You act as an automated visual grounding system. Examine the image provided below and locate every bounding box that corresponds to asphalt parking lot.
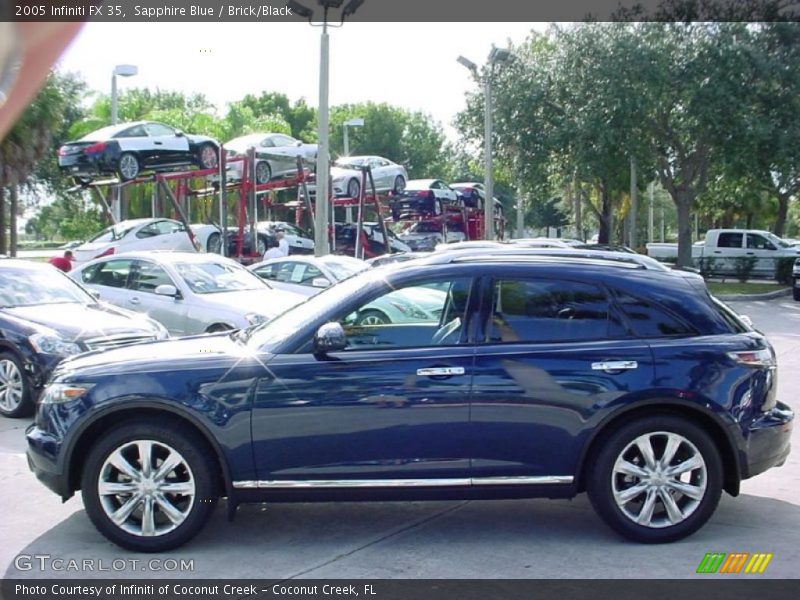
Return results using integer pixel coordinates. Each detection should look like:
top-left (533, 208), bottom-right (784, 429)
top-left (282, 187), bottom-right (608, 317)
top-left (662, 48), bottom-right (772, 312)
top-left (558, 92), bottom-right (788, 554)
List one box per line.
top-left (1, 296), bottom-right (798, 580)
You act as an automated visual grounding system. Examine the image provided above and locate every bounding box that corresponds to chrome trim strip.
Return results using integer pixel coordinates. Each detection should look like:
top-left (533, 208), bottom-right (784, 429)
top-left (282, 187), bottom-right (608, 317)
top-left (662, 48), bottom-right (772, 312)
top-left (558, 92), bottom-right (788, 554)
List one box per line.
top-left (232, 476), bottom-right (573, 490)
top-left (471, 475), bottom-right (574, 486)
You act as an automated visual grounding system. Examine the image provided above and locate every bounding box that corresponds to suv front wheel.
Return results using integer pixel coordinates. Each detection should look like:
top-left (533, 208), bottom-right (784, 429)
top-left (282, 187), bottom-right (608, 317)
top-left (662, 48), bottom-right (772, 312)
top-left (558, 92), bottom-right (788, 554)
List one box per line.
top-left (587, 415), bottom-right (723, 543)
top-left (81, 419), bottom-right (218, 552)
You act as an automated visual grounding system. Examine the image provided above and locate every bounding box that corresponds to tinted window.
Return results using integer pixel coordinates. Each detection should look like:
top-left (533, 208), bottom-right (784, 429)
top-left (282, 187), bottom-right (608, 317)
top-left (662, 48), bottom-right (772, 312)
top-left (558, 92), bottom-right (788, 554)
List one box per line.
top-left (615, 292), bottom-right (695, 337)
top-left (81, 259), bottom-right (133, 289)
top-left (131, 261), bottom-right (174, 293)
top-left (717, 232), bottom-right (743, 248)
top-left (488, 279), bottom-right (610, 343)
top-left (136, 220), bottom-right (181, 238)
top-left (338, 278), bottom-right (472, 350)
top-left (252, 264), bottom-right (278, 280)
top-left (116, 125), bottom-right (147, 138)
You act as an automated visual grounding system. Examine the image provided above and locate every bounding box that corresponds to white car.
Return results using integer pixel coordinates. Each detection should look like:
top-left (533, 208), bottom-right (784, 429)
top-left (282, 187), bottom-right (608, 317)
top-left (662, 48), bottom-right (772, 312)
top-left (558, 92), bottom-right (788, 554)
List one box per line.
top-left (225, 133), bottom-right (317, 184)
top-left (328, 156), bottom-right (407, 198)
top-left (399, 220), bottom-right (467, 251)
top-left (70, 251), bottom-right (306, 336)
top-left (71, 218), bottom-right (201, 263)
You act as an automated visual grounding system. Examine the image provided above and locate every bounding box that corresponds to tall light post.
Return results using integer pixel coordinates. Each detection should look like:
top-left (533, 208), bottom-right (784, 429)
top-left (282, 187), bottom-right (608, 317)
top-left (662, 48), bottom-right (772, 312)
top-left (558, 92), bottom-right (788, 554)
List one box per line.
top-left (343, 117), bottom-right (364, 155)
top-left (290, 0), bottom-right (364, 256)
top-left (111, 64), bottom-right (137, 125)
top-left (458, 46), bottom-right (510, 240)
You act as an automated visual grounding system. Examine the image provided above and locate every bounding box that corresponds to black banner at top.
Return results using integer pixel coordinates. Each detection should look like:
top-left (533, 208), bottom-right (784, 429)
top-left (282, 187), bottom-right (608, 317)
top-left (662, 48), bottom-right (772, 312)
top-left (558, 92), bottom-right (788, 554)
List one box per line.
top-left (4, 0), bottom-right (800, 22)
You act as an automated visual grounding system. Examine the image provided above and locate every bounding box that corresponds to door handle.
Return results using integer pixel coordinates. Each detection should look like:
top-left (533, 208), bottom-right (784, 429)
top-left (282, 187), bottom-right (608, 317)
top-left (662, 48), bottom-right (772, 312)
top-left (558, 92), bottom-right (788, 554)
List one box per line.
top-left (417, 366), bottom-right (466, 377)
top-left (591, 360), bottom-right (638, 372)
top-left (154, 141), bottom-right (163, 145)
top-left (746, 252), bottom-right (754, 255)
top-left (129, 297), bottom-right (141, 305)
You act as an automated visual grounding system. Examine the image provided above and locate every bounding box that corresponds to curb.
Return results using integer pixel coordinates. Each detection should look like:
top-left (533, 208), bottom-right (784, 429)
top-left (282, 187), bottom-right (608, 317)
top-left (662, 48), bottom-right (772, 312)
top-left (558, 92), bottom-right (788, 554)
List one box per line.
top-left (715, 288), bottom-right (793, 302)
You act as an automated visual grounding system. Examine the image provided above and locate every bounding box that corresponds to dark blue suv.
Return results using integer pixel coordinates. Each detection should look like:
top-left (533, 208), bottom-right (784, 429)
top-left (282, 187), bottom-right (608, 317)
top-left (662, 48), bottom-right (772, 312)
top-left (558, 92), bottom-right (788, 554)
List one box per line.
top-left (26, 254), bottom-right (793, 551)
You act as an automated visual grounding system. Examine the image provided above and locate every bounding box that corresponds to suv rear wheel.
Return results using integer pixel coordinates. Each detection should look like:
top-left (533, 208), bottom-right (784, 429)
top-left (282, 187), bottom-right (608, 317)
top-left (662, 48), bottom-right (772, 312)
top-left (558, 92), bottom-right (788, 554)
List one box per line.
top-left (587, 415), bottom-right (722, 543)
top-left (81, 420), bottom-right (218, 552)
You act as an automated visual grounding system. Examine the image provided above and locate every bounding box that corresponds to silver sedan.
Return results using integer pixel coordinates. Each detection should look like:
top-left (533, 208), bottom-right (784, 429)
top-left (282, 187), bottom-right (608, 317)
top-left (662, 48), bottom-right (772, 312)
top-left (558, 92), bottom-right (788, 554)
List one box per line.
top-left (70, 251), bottom-right (306, 336)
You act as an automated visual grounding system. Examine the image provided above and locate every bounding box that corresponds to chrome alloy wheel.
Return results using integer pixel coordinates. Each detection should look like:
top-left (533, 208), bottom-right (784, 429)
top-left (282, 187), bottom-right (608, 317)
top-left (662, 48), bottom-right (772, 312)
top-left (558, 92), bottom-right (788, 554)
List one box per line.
top-left (611, 431), bottom-right (707, 529)
top-left (0, 358), bottom-right (23, 412)
top-left (118, 154), bottom-right (139, 180)
top-left (98, 440), bottom-right (196, 537)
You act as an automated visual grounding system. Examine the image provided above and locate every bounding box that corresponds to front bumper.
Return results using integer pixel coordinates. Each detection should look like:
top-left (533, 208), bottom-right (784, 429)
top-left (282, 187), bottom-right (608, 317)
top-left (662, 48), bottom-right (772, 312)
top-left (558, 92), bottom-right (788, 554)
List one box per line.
top-left (741, 401), bottom-right (794, 479)
top-left (26, 423), bottom-right (70, 498)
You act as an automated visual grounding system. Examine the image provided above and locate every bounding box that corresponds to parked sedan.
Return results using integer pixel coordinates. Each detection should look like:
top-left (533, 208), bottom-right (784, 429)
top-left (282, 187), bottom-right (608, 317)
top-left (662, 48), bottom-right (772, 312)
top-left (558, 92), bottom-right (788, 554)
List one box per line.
top-left (450, 182), bottom-right (485, 209)
top-left (0, 259), bottom-right (167, 417)
top-left (71, 219), bottom-right (198, 263)
top-left (58, 121), bottom-right (219, 183)
top-left (399, 219), bottom-right (467, 251)
top-left (225, 133), bottom-right (317, 184)
top-left (389, 179), bottom-right (461, 220)
top-left (27, 253), bottom-right (792, 551)
top-left (71, 252), bottom-right (306, 336)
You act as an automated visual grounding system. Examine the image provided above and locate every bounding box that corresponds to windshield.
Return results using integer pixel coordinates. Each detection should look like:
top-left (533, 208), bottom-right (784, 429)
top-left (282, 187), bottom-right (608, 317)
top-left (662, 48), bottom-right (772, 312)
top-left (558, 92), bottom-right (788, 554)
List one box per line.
top-left (175, 261), bottom-right (266, 294)
top-left (409, 222), bottom-right (441, 234)
top-left (246, 269), bottom-right (384, 351)
top-left (0, 267), bottom-right (91, 308)
top-left (336, 157), bottom-right (368, 168)
top-left (319, 255), bottom-right (369, 281)
top-left (766, 232), bottom-right (791, 248)
top-left (89, 223), bottom-right (136, 243)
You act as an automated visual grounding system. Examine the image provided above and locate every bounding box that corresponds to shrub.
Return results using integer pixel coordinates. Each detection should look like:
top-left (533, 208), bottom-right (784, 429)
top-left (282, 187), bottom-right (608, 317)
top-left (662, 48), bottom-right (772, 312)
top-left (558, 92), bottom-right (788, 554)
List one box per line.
top-left (698, 256), bottom-right (718, 279)
top-left (734, 256), bottom-right (758, 283)
top-left (775, 257), bottom-right (795, 285)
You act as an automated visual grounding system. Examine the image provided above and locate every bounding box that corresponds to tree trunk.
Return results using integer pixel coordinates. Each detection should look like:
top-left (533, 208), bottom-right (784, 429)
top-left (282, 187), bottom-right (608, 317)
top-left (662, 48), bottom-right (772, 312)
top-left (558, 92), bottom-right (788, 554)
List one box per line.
top-left (675, 191), bottom-right (694, 268)
top-left (0, 185), bottom-right (5, 255)
top-left (598, 185), bottom-right (612, 244)
top-left (10, 183), bottom-right (18, 257)
top-left (574, 181), bottom-right (583, 241)
top-left (774, 193), bottom-right (790, 238)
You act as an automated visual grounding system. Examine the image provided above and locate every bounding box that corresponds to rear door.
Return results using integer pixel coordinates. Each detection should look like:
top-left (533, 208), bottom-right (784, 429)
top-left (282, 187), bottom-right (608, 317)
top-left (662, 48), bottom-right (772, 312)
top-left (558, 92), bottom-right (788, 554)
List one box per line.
top-left (469, 274), bottom-right (655, 482)
top-left (710, 231), bottom-right (745, 274)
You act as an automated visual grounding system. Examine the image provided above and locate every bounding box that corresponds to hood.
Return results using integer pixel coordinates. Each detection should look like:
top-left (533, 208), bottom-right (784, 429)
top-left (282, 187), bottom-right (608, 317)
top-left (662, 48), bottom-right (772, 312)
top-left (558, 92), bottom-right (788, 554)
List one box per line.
top-left (1, 302), bottom-right (162, 342)
top-left (53, 332), bottom-right (256, 381)
top-left (198, 288), bottom-right (305, 320)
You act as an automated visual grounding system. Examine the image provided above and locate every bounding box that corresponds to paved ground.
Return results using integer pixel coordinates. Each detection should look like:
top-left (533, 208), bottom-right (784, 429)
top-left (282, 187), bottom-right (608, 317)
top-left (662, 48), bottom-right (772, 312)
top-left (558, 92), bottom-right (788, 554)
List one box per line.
top-left (1, 297), bottom-right (798, 580)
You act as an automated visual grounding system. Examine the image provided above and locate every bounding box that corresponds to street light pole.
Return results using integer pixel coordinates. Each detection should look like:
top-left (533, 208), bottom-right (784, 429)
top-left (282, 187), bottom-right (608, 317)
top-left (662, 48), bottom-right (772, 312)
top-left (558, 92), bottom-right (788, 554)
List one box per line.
top-left (458, 46), bottom-right (510, 241)
top-left (290, 0), bottom-right (363, 257)
top-left (315, 15), bottom-right (330, 256)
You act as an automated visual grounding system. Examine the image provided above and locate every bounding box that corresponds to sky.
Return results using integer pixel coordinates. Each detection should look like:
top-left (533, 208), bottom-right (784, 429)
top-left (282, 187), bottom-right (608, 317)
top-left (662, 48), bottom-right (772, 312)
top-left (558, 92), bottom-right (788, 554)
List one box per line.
top-left (55, 22), bottom-right (544, 140)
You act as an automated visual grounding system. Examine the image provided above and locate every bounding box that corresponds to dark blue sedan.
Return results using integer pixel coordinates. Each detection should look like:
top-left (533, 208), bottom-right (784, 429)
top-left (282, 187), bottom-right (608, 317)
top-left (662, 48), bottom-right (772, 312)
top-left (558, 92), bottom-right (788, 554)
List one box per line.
top-left (26, 254), bottom-right (793, 551)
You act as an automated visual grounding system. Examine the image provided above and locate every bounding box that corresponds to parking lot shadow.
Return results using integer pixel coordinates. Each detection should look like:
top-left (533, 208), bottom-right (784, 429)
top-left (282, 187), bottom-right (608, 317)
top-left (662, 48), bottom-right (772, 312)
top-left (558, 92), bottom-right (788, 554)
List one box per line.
top-left (5, 493), bottom-right (800, 579)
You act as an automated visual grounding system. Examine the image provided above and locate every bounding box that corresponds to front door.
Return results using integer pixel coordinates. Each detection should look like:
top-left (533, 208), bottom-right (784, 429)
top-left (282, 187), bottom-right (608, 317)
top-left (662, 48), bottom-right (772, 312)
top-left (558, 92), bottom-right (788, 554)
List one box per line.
top-left (251, 276), bottom-right (477, 483)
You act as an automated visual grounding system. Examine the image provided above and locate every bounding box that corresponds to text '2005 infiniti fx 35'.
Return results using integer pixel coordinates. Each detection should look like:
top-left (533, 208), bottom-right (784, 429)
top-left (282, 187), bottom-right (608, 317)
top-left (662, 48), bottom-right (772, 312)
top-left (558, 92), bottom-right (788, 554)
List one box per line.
top-left (26, 253), bottom-right (793, 551)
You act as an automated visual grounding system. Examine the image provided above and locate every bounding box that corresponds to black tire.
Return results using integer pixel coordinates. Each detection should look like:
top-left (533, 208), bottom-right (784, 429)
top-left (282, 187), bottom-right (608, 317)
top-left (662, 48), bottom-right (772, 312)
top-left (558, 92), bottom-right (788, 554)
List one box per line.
top-left (206, 323), bottom-right (233, 333)
top-left (117, 153), bottom-right (140, 181)
top-left (73, 176), bottom-right (93, 186)
top-left (197, 143), bottom-right (219, 170)
top-left (392, 175), bottom-right (406, 194)
top-left (80, 419), bottom-right (218, 552)
top-left (793, 282), bottom-right (800, 301)
top-left (255, 161), bottom-right (272, 185)
top-left (347, 178), bottom-right (361, 199)
top-left (206, 232), bottom-right (221, 254)
top-left (355, 309), bottom-right (390, 326)
top-left (587, 414), bottom-right (723, 543)
top-left (0, 352), bottom-right (33, 418)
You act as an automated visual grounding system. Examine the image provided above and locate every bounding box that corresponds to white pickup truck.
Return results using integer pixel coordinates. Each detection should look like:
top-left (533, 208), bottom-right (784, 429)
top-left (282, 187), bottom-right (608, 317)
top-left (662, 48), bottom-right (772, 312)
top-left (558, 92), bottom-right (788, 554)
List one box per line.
top-left (646, 229), bottom-right (800, 276)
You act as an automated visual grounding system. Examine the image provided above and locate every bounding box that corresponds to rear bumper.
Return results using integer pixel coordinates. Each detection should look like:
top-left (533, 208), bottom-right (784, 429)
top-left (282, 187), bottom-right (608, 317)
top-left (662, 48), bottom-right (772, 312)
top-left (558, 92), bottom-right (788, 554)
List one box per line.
top-left (58, 154), bottom-right (115, 178)
top-left (742, 402), bottom-right (794, 479)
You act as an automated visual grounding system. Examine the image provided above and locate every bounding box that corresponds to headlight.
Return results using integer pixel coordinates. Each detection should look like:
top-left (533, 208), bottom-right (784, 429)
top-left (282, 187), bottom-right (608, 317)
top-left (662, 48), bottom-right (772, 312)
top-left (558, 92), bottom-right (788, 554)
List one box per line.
top-left (29, 333), bottom-right (83, 356)
top-left (245, 313), bottom-right (268, 326)
top-left (39, 383), bottom-right (95, 405)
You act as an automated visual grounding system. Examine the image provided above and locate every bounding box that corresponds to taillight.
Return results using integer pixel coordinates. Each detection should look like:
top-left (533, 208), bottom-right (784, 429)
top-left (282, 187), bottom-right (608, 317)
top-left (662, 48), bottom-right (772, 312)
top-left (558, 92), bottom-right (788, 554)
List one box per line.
top-left (83, 142), bottom-right (106, 154)
top-left (416, 190), bottom-right (433, 198)
top-left (727, 348), bottom-right (775, 367)
top-left (57, 146), bottom-right (69, 157)
top-left (95, 247), bottom-right (115, 258)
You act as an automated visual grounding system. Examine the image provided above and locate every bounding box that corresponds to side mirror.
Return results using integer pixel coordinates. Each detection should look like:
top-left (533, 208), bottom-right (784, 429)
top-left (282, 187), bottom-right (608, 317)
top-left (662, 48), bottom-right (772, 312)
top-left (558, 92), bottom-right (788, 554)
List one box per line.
top-left (88, 289), bottom-right (101, 300)
top-left (175, 130), bottom-right (185, 137)
top-left (313, 322), bottom-right (346, 354)
top-left (155, 284), bottom-right (180, 298)
top-left (311, 277), bottom-right (331, 289)
top-left (295, 140), bottom-right (302, 146)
